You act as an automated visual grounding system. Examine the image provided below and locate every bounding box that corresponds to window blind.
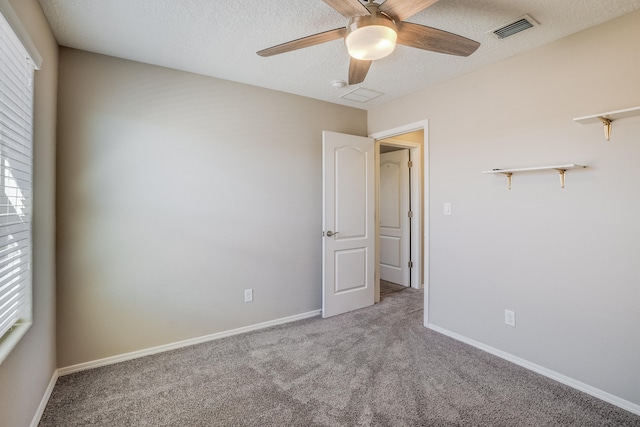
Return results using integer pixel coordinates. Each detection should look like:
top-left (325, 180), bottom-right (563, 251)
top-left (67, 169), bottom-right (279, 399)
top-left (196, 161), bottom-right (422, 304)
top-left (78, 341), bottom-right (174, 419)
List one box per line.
top-left (0, 10), bottom-right (35, 343)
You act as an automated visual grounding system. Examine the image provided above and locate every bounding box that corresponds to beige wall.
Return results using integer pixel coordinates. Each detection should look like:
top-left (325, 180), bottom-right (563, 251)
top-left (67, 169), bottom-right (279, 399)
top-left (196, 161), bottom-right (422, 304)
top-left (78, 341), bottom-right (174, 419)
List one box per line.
top-left (0, 1), bottom-right (58, 426)
top-left (55, 48), bottom-right (367, 367)
top-left (5, 4), bottom-right (637, 422)
top-left (370, 10), bottom-right (640, 407)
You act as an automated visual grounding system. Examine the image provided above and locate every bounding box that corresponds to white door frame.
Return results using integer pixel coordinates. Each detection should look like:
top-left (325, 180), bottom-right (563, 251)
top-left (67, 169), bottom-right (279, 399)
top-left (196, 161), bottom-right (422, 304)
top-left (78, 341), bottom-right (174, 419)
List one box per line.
top-left (370, 120), bottom-right (430, 326)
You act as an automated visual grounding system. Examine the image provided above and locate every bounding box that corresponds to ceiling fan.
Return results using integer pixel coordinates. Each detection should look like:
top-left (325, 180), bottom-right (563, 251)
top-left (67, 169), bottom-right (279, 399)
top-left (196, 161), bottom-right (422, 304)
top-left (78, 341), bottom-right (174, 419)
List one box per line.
top-left (257, 0), bottom-right (480, 85)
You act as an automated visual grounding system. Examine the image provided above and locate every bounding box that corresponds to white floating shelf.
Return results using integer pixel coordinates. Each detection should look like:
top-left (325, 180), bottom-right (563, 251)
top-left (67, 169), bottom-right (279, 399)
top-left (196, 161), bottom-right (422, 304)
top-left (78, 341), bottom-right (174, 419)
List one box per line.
top-left (573, 106), bottom-right (640, 124)
top-left (482, 164), bottom-right (585, 174)
top-left (482, 164), bottom-right (586, 189)
top-left (574, 106), bottom-right (640, 140)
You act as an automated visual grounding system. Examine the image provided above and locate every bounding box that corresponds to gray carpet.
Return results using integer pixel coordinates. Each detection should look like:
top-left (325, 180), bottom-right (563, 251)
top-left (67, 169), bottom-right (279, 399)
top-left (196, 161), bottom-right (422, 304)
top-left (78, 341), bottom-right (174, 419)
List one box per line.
top-left (380, 280), bottom-right (409, 296)
top-left (40, 289), bottom-right (640, 426)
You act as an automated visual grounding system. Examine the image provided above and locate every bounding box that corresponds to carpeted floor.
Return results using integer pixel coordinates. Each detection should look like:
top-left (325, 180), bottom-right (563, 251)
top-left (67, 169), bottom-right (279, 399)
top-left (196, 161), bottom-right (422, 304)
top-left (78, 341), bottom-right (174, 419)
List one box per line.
top-left (380, 280), bottom-right (409, 296)
top-left (40, 289), bottom-right (640, 426)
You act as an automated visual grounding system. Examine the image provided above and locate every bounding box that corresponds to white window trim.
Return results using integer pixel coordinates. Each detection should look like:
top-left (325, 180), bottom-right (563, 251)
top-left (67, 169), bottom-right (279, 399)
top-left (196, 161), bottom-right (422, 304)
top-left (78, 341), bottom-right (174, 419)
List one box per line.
top-left (0, 323), bottom-right (30, 363)
top-left (0, 0), bottom-right (38, 364)
top-left (0, 0), bottom-right (42, 69)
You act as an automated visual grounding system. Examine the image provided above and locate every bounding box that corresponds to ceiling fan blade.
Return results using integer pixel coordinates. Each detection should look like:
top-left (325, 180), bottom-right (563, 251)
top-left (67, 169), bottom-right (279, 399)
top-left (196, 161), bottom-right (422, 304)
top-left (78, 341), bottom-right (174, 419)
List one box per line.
top-left (379, 0), bottom-right (440, 22)
top-left (397, 22), bottom-right (480, 56)
top-left (257, 28), bottom-right (346, 57)
top-left (348, 58), bottom-right (372, 85)
top-left (322, 0), bottom-right (370, 18)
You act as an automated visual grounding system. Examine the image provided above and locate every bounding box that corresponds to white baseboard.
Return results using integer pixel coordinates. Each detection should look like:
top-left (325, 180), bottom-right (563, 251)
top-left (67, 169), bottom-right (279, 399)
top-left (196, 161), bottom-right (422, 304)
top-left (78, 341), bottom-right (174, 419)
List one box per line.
top-left (30, 369), bottom-right (59, 427)
top-left (427, 323), bottom-right (640, 417)
top-left (58, 309), bottom-right (321, 376)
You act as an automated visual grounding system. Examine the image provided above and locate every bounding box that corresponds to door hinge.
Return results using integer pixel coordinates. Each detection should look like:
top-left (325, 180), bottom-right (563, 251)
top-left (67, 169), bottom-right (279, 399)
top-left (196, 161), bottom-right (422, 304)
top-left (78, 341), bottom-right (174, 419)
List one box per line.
top-left (408, 211), bottom-right (413, 218)
top-left (408, 160), bottom-right (413, 168)
top-left (408, 261), bottom-right (414, 268)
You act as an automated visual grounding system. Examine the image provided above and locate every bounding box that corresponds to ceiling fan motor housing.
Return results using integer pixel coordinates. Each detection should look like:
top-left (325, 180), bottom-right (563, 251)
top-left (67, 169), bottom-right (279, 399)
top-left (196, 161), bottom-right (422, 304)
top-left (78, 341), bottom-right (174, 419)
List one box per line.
top-left (345, 13), bottom-right (398, 61)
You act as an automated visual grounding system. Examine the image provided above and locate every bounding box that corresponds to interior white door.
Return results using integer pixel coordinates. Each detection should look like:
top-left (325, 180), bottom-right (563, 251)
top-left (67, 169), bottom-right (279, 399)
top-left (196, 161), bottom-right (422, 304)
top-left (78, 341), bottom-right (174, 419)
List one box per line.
top-left (379, 149), bottom-right (410, 286)
top-left (322, 131), bottom-right (374, 318)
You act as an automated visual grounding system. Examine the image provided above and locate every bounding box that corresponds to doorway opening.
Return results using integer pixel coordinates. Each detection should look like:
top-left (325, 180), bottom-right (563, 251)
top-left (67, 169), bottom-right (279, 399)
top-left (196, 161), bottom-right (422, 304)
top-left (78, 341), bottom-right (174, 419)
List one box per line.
top-left (370, 121), bottom-right (429, 325)
top-left (320, 122), bottom-right (429, 322)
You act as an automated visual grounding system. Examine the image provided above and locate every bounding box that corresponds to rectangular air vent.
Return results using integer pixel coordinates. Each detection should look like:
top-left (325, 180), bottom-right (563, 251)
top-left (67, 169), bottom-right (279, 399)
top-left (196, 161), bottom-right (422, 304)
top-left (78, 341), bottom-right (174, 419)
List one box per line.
top-left (340, 87), bottom-right (384, 103)
top-left (490, 14), bottom-right (539, 39)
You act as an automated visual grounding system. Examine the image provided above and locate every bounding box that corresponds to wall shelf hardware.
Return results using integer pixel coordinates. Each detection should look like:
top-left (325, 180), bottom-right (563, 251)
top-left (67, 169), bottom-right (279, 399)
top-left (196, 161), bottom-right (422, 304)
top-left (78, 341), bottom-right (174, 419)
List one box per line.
top-left (573, 106), bottom-right (640, 141)
top-left (482, 164), bottom-right (586, 190)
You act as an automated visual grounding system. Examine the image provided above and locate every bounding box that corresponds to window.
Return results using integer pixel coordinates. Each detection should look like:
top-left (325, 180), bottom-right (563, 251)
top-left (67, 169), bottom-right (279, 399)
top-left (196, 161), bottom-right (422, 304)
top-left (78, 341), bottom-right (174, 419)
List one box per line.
top-left (0, 4), bottom-right (38, 363)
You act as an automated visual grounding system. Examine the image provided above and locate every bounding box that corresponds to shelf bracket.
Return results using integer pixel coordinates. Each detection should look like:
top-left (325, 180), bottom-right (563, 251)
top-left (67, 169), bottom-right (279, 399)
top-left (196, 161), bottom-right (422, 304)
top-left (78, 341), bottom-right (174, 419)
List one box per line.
top-left (555, 169), bottom-right (567, 188)
top-left (599, 117), bottom-right (613, 141)
top-left (500, 172), bottom-right (513, 190)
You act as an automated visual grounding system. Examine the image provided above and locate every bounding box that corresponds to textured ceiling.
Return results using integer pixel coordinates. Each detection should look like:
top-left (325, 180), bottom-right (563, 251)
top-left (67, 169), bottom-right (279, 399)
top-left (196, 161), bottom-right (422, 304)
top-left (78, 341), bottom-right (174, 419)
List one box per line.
top-left (39, 0), bottom-right (640, 109)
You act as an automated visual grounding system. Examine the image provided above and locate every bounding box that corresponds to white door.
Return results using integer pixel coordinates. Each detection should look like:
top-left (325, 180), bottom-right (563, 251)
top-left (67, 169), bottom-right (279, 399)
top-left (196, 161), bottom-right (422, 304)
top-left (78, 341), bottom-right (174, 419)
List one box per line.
top-left (379, 149), bottom-right (410, 286)
top-left (322, 131), bottom-right (374, 318)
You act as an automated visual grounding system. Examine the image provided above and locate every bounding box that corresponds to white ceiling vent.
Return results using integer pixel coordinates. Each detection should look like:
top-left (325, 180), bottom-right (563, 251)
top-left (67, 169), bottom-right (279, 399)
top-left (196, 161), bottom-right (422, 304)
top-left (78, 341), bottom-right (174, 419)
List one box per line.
top-left (340, 87), bottom-right (384, 103)
top-left (489, 14), bottom-right (539, 39)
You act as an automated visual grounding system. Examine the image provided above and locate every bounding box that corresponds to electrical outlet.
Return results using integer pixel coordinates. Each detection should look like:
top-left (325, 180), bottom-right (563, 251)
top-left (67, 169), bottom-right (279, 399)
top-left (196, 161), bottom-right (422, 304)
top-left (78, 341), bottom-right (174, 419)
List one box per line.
top-left (505, 309), bottom-right (516, 327)
top-left (244, 289), bottom-right (253, 303)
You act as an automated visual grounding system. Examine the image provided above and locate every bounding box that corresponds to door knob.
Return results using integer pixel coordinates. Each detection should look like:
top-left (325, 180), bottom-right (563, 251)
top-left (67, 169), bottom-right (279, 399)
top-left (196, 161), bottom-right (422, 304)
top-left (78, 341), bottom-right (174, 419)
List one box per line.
top-left (326, 231), bottom-right (339, 237)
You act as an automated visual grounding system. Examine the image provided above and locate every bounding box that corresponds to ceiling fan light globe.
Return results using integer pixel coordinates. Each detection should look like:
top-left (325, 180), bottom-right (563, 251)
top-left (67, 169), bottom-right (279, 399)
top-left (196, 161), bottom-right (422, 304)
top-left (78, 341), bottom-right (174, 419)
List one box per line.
top-left (346, 21), bottom-right (397, 61)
